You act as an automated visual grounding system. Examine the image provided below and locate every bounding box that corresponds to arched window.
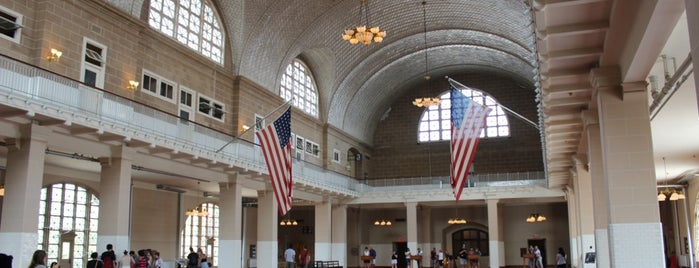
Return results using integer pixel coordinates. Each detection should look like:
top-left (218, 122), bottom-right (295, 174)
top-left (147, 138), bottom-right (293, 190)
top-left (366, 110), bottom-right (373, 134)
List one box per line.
top-left (148, 0), bottom-right (224, 64)
top-left (181, 202), bottom-right (220, 266)
top-left (451, 228), bottom-right (489, 257)
top-left (37, 183), bottom-right (100, 268)
top-left (418, 88), bottom-right (509, 142)
top-left (280, 60), bottom-right (319, 117)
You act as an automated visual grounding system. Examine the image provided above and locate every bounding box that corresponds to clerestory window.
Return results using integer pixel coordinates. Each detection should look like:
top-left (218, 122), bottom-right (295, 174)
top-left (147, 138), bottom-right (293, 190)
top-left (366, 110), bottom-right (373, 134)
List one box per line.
top-left (148, 0), bottom-right (224, 64)
top-left (418, 88), bottom-right (509, 142)
top-left (280, 60), bottom-right (319, 118)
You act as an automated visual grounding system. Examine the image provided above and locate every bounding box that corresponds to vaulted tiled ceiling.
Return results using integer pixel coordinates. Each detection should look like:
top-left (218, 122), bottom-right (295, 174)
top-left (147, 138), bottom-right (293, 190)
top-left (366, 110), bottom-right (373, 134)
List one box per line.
top-left (110, 0), bottom-right (686, 190)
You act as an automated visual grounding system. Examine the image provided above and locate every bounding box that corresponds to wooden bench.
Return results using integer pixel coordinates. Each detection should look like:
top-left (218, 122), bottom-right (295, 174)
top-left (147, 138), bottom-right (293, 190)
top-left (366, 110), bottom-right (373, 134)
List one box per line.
top-left (314, 260), bottom-right (342, 268)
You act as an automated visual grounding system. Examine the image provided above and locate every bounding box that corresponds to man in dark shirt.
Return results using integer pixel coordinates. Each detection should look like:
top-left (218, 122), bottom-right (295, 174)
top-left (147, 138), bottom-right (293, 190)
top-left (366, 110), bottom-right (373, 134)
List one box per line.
top-left (101, 244), bottom-right (117, 268)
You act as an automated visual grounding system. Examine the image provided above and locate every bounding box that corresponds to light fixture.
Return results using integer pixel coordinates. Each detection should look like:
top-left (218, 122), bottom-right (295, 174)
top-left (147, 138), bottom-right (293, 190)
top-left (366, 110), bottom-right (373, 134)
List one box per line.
top-left (280, 218), bottom-right (298, 226)
top-left (341, 0), bottom-right (386, 45)
top-left (412, 1), bottom-right (440, 108)
top-left (447, 217), bottom-right (467, 225)
top-left (126, 80), bottom-right (139, 91)
top-left (0, 185), bottom-right (4, 196)
top-left (242, 125), bottom-right (250, 131)
top-left (373, 219), bottom-right (392, 226)
top-left (47, 48), bottom-right (62, 62)
top-left (526, 213), bottom-right (546, 223)
top-left (185, 182), bottom-right (209, 217)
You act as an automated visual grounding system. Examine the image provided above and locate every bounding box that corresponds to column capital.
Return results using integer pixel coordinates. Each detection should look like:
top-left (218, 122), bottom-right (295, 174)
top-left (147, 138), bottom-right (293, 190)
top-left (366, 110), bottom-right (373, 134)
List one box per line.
top-left (581, 109), bottom-right (598, 126)
top-left (589, 66), bottom-right (621, 89)
top-left (621, 81), bottom-right (649, 94)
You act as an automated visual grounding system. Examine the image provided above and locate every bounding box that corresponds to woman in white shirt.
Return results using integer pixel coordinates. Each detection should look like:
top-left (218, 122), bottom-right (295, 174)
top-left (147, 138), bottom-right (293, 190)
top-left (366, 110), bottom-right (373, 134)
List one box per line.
top-left (119, 250), bottom-right (134, 268)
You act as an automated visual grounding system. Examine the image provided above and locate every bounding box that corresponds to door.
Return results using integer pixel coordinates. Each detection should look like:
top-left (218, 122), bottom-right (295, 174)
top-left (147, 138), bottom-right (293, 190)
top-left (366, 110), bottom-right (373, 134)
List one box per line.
top-left (528, 238), bottom-right (546, 268)
top-left (178, 88), bottom-right (195, 140)
top-left (59, 231), bottom-right (76, 268)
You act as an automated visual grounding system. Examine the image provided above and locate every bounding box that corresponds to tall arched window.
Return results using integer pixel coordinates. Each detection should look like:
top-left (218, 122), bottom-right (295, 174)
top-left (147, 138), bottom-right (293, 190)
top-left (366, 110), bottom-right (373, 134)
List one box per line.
top-left (181, 202), bottom-right (220, 266)
top-left (38, 183), bottom-right (100, 268)
top-left (280, 60), bottom-right (319, 117)
top-left (148, 0), bottom-right (224, 64)
top-left (418, 88), bottom-right (509, 142)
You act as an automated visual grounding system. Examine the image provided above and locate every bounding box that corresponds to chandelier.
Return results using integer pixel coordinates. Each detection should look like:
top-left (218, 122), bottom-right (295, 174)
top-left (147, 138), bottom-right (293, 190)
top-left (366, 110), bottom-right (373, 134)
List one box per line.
top-left (185, 182), bottom-right (209, 217)
top-left (657, 157), bottom-right (686, 201)
top-left (447, 217), bottom-right (467, 225)
top-left (341, 0), bottom-right (386, 45)
top-left (373, 219), bottom-right (392, 226)
top-left (412, 1), bottom-right (440, 108)
top-left (526, 213), bottom-right (546, 223)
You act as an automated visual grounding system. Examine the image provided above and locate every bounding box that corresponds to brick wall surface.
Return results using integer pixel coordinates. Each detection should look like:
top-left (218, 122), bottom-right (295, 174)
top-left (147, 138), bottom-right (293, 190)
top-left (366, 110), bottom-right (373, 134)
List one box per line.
top-left (370, 73), bottom-right (543, 178)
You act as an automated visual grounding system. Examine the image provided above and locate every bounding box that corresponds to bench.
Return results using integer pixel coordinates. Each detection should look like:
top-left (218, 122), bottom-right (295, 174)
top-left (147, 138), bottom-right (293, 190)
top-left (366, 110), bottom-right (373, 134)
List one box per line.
top-left (314, 260), bottom-right (342, 268)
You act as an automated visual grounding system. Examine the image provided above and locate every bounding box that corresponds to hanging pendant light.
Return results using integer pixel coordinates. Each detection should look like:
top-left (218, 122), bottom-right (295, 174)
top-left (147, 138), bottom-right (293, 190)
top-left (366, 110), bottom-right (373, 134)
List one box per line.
top-left (413, 1), bottom-right (440, 108)
top-left (341, 0), bottom-right (386, 46)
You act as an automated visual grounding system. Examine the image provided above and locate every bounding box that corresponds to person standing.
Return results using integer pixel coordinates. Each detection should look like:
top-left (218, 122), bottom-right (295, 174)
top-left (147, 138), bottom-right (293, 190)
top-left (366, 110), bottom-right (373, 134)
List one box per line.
top-left (369, 247), bottom-right (377, 268)
top-left (527, 246), bottom-right (535, 268)
top-left (391, 251), bottom-right (398, 268)
top-left (458, 247), bottom-right (468, 268)
top-left (87, 252), bottom-right (104, 268)
top-left (556, 247), bottom-right (566, 268)
top-left (430, 248), bottom-right (437, 268)
top-left (284, 244), bottom-right (296, 268)
top-left (197, 248), bottom-right (209, 268)
top-left (101, 244), bottom-right (117, 268)
top-left (404, 248), bottom-right (411, 268)
top-left (299, 245), bottom-right (311, 268)
top-left (186, 247), bottom-right (198, 268)
top-left (534, 246), bottom-right (543, 268)
top-left (437, 249), bottom-right (444, 268)
top-left (362, 247), bottom-right (372, 268)
top-left (28, 250), bottom-right (48, 268)
top-left (119, 250), bottom-right (133, 268)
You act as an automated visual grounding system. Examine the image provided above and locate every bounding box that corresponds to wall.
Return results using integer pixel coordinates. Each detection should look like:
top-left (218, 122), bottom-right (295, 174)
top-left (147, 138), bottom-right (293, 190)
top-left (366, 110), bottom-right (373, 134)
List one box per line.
top-left (371, 72), bottom-right (543, 178)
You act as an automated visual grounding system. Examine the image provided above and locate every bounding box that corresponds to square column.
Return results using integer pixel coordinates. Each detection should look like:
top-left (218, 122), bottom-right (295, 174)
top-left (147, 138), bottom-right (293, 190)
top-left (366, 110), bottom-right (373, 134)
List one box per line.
top-left (218, 178), bottom-right (243, 268)
top-left (583, 109), bottom-right (610, 267)
top-left (0, 125), bottom-right (50, 268)
top-left (405, 202), bottom-right (418, 268)
top-left (331, 204), bottom-right (347, 266)
top-left (572, 152), bottom-right (596, 266)
top-left (97, 145), bottom-right (134, 252)
top-left (315, 200), bottom-right (332, 261)
top-left (486, 199), bottom-right (504, 268)
top-left (420, 207), bottom-right (433, 267)
top-left (593, 67), bottom-right (663, 267)
top-left (256, 190), bottom-right (278, 268)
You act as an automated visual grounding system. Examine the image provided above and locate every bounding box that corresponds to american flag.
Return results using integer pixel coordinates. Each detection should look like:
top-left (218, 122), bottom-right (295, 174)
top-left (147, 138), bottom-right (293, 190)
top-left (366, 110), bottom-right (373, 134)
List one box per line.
top-left (255, 108), bottom-right (293, 215)
top-left (450, 86), bottom-right (491, 201)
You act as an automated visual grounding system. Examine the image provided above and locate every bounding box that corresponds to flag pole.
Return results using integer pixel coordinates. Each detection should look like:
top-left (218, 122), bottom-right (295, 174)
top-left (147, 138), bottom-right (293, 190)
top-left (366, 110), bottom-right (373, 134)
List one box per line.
top-left (447, 77), bottom-right (540, 131)
top-left (215, 99), bottom-right (294, 153)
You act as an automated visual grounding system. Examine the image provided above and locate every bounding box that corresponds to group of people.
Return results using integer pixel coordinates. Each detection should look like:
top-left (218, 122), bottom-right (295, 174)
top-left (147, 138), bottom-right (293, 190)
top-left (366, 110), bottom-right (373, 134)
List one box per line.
top-left (361, 246), bottom-right (377, 268)
top-left (283, 244), bottom-right (311, 268)
top-left (185, 247), bottom-right (210, 268)
top-left (527, 245), bottom-right (567, 268)
top-left (26, 244), bottom-right (167, 268)
top-left (457, 247), bottom-right (481, 268)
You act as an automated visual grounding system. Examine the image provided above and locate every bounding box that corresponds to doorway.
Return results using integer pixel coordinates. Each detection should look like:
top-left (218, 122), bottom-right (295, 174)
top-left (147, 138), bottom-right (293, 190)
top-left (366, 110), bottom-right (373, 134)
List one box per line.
top-left (527, 238), bottom-right (546, 268)
top-left (59, 231), bottom-right (76, 268)
top-left (394, 241), bottom-right (408, 268)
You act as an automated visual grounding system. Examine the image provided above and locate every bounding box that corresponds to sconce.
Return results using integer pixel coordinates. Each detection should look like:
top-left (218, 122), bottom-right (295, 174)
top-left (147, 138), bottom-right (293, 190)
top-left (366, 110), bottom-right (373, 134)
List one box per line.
top-left (47, 48), bottom-right (62, 62)
top-left (242, 125), bottom-right (250, 131)
top-left (126, 80), bottom-right (139, 91)
top-left (373, 219), bottom-right (392, 226)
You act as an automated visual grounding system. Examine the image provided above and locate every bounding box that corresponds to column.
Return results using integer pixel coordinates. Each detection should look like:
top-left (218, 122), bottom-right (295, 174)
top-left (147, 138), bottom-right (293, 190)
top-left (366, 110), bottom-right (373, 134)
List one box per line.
top-left (406, 202), bottom-right (418, 268)
top-left (686, 0), bottom-right (699, 114)
top-left (315, 199), bottom-right (332, 261)
top-left (585, 103), bottom-right (610, 268)
top-left (218, 177), bottom-right (243, 268)
top-left (97, 145), bottom-right (134, 252)
top-left (256, 190), bottom-right (278, 268)
top-left (0, 124), bottom-right (50, 268)
top-left (572, 151), bottom-right (596, 267)
top-left (420, 207), bottom-right (432, 268)
top-left (594, 67), bottom-right (664, 267)
top-left (486, 199), bottom-right (504, 268)
top-left (565, 184), bottom-right (580, 268)
top-left (331, 204), bottom-right (347, 266)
